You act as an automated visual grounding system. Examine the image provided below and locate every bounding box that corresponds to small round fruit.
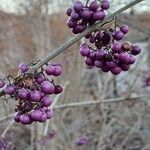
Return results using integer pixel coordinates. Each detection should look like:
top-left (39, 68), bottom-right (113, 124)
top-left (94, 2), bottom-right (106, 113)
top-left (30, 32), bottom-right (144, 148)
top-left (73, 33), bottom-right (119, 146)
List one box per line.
top-left (120, 25), bottom-right (128, 34)
top-left (111, 67), bottom-right (122, 75)
top-left (30, 90), bottom-right (41, 102)
top-left (4, 84), bottom-right (16, 95)
top-left (20, 114), bottom-right (32, 125)
top-left (113, 31), bottom-right (124, 41)
top-left (45, 64), bottom-right (55, 75)
top-left (101, 0), bottom-right (110, 10)
top-left (53, 66), bottom-right (62, 76)
top-left (73, 1), bottom-right (83, 12)
top-left (131, 45), bottom-right (141, 55)
top-left (54, 85), bottom-right (63, 94)
top-left (19, 63), bottom-right (29, 73)
top-left (30, 110), bottom-right (43, 121)
top-left (41, 81), bottom-right (55, 94)
top-left (41, 96), bottom-right (52, 107)
top-left (46, 109), bottom-right (54, 119)
top-left (66, 8), bottom-right (73, 16)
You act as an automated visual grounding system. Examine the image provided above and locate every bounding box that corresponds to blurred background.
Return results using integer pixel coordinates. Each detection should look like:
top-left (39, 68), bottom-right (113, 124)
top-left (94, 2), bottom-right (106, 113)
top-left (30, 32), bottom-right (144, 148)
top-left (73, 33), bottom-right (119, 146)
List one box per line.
top-left (0, 0), bottom-right (150, 150)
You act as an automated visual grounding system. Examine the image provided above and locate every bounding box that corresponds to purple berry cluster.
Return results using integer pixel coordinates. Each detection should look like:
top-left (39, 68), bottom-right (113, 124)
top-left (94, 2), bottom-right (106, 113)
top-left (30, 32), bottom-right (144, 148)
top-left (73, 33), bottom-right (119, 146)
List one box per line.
top-left (79, 24), bottom-right (141, 74)
top-left (0, 137), bottom-right (11, 150)
top-left (66, 0), bottom-right (110, 34)
top-left (1, 63), bottom-right (63, 125)
top-left (66, 1), bottom-right (142, 75)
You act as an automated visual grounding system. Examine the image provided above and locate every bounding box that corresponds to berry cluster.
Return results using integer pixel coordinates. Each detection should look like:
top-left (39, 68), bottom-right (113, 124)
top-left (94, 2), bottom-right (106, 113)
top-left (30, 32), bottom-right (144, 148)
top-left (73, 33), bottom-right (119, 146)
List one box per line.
top-left (66, 0), bottom-right (110, 34)
top-left (0, 63), bottom-right (63, 125)
top-left (0, 137), bottom-right (11, 150)
top-left (67, 0), bottom-right (142, 75)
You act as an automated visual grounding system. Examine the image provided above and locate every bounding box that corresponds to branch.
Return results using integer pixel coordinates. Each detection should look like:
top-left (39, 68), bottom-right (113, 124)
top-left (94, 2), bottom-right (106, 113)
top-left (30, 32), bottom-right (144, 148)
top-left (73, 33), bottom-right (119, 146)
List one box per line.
top-left (54, 94), bottom-right (150, 109)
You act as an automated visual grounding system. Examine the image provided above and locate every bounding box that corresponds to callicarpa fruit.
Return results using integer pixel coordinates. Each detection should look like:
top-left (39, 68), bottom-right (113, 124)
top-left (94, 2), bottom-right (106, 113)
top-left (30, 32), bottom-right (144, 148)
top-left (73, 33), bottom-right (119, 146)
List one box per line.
top-left (1, 62), bottom-right (63, 125)
top-left (66, 0), bottom-right (142, 75)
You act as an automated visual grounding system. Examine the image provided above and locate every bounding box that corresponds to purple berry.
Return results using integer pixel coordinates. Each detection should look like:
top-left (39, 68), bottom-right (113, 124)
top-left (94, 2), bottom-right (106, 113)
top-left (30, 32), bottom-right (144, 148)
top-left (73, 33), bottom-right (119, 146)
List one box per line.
top-left (131, 45), bottom-right (141, 55)
top-left (80, 44), bottom-right (90, 57)
top-left (39, 113), bottom-right (47, 122)
top-left (46, 109), bottom-right (54, 119)
top-left (67, 18), bottom-right (77, 28)
top-left (89, 1), bottom-right (99, 11)
top-left (66, 8), bottom-right (73, 16)
top-left (85, 57), bottom-right (94, 66)
top-left (71, 11), bottom-right (80, 21)
top-left (19, 63), bottom-right (29, 73)
top-left (117, 52), bottom-right (130, 63)
top-left (113, 31), bottom-right (124, 41)
top-left (53, 66), bottom-right (62, 76)
top-left (35, 74), bottom-right (45, 84)
top-left (30, 90), bottom-right (41, 102)
top-left (101, 0), bottom-right (110, 10)
top-left (74, 24), bottom-right (85, 33)
top-left (94, 60), bottom-right (103, 68)
top-left (92, 10), bottom-right (105, 21)
top-left (41, 81), bottom-right (55, 94)
top-left (120, 25), bottom-right (128, 34)
top-left (105, 61), bottom-right (117, 69)
top-left (54, 85), bottom-right (63, 94)
top-left (120, 64), bottom-right (130, 71)
top-left (81, 9), bottom-right (92, 20)
top-left (96, 50), bottom-right (106, 60)
top-left (127, 55), bottom-right (136, 64)
top-left (14, 112), bottom-right (22, 122)
top-left (20, 114), bottom-right (32, 125)
top-left (111, 67), bottom-right (122, 75)
top-left (89, 51), bottom-right (96, 59)
top-left (42, 96), bottom-right (52, 107)
top-left (45, 65), bottom-right (55, 75)
top-left (4, 84), bottom-right (16, 95)
top-left (111, 43), bottom-right (122, 53)
top-left (73, 1), bottom-right (83, 12)
top-left (0, 79), bottom-right (5, 88)
top-left (30, 110), bottom-right (43, 121)
top-left (18, 88), bottom-right (29, 99)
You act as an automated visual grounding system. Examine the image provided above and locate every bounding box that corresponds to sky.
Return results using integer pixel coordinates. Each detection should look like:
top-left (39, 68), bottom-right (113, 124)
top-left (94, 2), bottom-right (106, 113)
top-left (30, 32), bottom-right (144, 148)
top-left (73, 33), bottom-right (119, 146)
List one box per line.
top-left (0, 0), bottom-right (149, 14)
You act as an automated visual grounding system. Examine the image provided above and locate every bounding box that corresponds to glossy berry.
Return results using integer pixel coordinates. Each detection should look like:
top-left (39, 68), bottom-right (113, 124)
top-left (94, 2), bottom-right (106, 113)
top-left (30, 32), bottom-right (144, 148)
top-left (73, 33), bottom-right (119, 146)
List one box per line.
top-left (111, 43), bottom-right (122, 53)
top-left (113, 31), bottom-right (124, 41)
top-left (45, 65), bottom-right (55, 75)
top-left (20, 114), bottom-right (32, 125)
top-left (89, 1), bottom-right (99, 11)
top-left (30, 110), bottom-right (43, 121)
top-left (18, 88), bottom-right (29, 99)
top-left (120, 25), bottom-right (128, 34)
top-left (66, 8), bottom-right (73, 16)
top-left (80, 44), bottom-right (90, 57)
top-left (30, 90), bottom-right (41, 102)
top-left (53, 66), bottom-right (62, 76)
top-left (42, 96), bottom-right (52, 107)
top-left (73, 1), bottom-right (83, 13)
top-left (41, 81), bottom-right (55, 94)
top-left (131, 45), bottom-right (141, 55)
top-left (101, 0), bottom-right (110, 10)
top-left (14, 112), bottom-right (22, 122)
top-left (54, 85), bottom-right (63, 94)
top-left (35, 74), bottom-right (45, 84)
top-left (92, 10), bottom-right (105, 21)
top-left (46, 109), bottom-right (54, 119)
top-left (111, 67), bottom-right (122, 75)
top-left (19, 63), bottom-right (29, 73)
top-left (4, 84), bottom-right (16, 95)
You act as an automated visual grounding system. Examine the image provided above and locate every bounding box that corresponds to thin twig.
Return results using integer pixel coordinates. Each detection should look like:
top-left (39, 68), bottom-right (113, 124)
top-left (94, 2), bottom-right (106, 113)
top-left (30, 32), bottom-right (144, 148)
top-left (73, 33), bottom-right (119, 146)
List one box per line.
top-left (54, 94), bottom-right (150, 109)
